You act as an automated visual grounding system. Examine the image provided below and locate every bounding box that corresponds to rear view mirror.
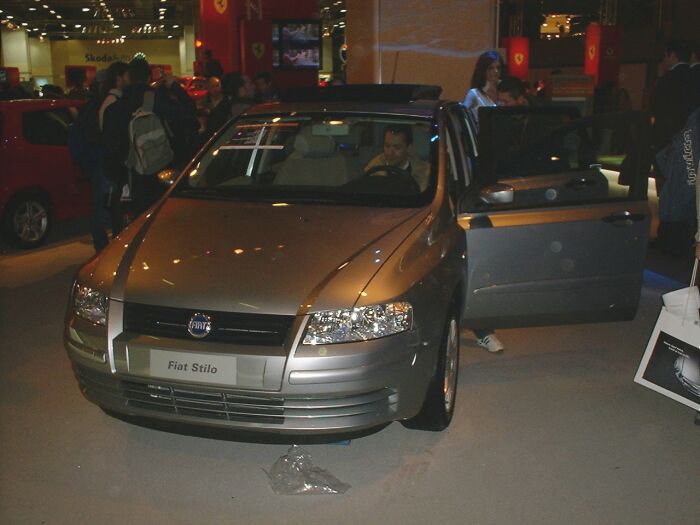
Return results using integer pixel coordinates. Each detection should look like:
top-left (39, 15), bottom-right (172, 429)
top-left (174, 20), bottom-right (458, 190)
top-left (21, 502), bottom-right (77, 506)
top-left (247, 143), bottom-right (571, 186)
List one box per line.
top-left (479, 183), bottom-right (514, 205)
top-left (157, 168), bottom-right (179, 186)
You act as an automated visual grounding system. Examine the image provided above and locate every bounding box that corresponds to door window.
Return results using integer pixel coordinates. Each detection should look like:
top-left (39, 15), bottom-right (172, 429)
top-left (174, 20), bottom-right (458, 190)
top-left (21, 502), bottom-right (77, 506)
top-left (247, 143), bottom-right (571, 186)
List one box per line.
top-left (469, 107), bottom-right (651, 211)
top-left (22, 108), bottom-right (73, 146)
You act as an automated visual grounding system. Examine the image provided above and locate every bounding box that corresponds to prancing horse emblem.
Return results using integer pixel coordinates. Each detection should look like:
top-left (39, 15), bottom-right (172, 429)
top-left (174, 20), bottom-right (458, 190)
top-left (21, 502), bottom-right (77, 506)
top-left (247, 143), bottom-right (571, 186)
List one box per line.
top-left (214, 0), bottom-right (227, 15)
top-left (252, 42), bottom-right (265, 59)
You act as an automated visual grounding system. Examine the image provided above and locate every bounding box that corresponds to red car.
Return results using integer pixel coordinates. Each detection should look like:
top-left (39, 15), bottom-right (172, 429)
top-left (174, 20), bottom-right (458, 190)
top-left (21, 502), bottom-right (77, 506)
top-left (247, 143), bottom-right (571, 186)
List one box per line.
top-left (178, 76), bottom-right (208, 102)
top-left (0, 99), bottom-right (91, 249)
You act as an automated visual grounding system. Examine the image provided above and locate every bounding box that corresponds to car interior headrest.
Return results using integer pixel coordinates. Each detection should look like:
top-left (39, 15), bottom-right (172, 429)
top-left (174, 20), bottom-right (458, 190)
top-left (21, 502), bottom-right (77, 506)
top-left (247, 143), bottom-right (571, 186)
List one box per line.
top-left (293, 131), bottom-right (336, 158)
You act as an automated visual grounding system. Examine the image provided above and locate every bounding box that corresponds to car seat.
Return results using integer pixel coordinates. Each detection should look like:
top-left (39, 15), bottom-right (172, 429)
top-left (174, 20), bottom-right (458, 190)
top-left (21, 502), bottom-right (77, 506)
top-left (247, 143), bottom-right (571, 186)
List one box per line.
top-left (273, 127), bottom-right (348, 186)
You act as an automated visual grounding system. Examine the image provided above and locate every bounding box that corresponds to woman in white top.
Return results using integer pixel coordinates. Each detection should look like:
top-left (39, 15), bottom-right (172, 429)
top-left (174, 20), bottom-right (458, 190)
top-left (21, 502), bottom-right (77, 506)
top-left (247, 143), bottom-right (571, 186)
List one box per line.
top-left (463, 50), bottom-right (506, 125)
top-left (464, 50), bottom-right (508, 353)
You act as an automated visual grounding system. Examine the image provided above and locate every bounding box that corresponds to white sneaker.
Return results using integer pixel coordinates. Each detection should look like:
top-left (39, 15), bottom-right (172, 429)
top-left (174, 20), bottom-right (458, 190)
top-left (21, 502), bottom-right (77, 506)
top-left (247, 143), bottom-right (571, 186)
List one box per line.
top-left (477, 334), bottom-right (504, 353)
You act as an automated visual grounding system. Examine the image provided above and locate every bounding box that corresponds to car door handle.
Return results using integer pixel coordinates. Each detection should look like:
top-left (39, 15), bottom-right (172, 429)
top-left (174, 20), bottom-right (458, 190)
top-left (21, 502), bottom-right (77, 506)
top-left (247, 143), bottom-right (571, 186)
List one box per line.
top-left (566, 178), bottom-right (598, 189)
top-left (602, 211), bottom-right (646, 225)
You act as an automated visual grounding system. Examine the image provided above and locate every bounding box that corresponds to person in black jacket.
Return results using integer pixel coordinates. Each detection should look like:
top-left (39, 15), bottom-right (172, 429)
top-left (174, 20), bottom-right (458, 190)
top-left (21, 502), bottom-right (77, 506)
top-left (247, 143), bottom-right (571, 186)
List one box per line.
top-left (651, 40), bottom-right (696, 254)
top-left (690, 42), bottom-right (700, 110)
top-left (651, 40), bottom-right (694, 191)
top-left (102, 57), bottom-right (198, 231)
top-left (203, 49), bottom-right (224, 79)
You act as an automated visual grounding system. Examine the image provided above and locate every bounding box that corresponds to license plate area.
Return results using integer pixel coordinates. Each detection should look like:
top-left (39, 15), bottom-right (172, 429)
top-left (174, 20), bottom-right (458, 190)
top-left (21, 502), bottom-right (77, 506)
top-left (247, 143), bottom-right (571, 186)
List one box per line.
top-left (149, 349), bottom-right (238, 386)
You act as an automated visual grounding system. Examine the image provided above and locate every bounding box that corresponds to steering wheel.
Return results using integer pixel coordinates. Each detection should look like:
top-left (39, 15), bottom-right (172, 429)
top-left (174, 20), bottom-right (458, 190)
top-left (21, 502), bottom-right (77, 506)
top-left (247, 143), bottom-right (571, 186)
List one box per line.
top-left (361, 164), bottom-right (421, 194)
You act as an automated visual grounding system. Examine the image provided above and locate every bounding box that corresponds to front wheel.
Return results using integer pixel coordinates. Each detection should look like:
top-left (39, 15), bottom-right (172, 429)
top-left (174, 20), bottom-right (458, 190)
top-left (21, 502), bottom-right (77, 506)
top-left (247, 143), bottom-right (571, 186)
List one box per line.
top-left (2, 195), bottom-right (52, 249)
top-left (402, 305), bottom-right (460, 431)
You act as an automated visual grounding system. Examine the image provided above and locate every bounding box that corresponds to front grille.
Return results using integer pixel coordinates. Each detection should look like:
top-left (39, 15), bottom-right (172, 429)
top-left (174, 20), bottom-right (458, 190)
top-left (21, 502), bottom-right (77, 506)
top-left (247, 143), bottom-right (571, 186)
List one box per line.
top-left (74, 365), bottom-right (397, 427)
top-left (123, 302), bottom-right (294, 346)
top-left (124, 382), bottom-right (286, 424)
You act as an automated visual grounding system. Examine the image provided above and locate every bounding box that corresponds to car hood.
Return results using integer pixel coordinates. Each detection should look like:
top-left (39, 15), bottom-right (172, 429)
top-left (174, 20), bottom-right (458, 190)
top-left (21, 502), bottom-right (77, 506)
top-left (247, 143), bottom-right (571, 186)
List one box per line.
top-left (108, 198), bottom-right (428, 315)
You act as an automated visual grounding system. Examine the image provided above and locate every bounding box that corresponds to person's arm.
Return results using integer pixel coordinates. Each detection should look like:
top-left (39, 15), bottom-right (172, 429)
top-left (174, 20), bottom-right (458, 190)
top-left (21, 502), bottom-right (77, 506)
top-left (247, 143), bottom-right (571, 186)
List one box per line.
top-left (696, 160), bottom-right (700, 259)
top-left (463, 88), bottom-right (476, 108)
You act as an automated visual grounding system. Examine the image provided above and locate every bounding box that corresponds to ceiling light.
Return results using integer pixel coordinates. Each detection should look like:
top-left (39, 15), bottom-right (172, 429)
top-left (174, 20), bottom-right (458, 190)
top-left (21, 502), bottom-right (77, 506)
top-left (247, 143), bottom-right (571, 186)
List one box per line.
top-left (49, 10), bottom-right (55, 14)
top-left (113, 24), bottom-right (120, 28)
top-left (29, 7), bottom-right (37, 11)
top-left (60, 23), bottom-right (66, 27)
top-left (56, 15), bottom-right (62, 19)
top-left (21, 22), bottom-right (27, 26)
top-left (167, 35), bottom-right (173, 39)
top-left (82, 7), bottom-right (90, 12)
top-left (6, 15), bottom-right (13, 19)
top-left (75, 24), bottom-right (81, 28)
top-left (42, 5), bottom-right (49, 9)
top-left (172, 24), bottom-right (179, 28)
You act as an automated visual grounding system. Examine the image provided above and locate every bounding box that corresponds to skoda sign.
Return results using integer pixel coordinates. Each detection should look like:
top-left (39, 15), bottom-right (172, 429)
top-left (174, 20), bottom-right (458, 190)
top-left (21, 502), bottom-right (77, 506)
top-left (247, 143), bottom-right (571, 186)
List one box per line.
top-left (187, 312), bottom-right (212, 339)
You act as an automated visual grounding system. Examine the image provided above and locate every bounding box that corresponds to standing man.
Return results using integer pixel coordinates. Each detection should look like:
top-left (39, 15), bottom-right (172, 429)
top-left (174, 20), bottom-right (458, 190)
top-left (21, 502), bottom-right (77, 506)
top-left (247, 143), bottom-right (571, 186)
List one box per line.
top-left (651, 40), bottom-right (693, 192)
top-left (651, 40), bottom-right (695, 254)
top-left (254, 72), bottom-right (279, 103)
top-left (203, 50), bottom-right (224, 79)
top-left (689, 42), bottom-right (700, 110)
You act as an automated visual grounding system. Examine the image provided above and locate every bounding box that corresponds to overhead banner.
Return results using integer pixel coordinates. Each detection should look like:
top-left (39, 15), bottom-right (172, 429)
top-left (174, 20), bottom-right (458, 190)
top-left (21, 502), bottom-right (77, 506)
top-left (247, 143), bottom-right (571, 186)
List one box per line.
top-left (585, 23), bottom-right (622, 87)
top-left (501, 36), bottom-right (529, 81)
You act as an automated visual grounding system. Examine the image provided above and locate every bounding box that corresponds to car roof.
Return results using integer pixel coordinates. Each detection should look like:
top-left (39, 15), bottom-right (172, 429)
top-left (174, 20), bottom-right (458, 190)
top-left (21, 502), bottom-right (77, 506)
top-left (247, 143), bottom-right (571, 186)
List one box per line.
top-left (0, 98), bottom-right (84, 111)
top-left (244, 99), bottom-right (442, 119)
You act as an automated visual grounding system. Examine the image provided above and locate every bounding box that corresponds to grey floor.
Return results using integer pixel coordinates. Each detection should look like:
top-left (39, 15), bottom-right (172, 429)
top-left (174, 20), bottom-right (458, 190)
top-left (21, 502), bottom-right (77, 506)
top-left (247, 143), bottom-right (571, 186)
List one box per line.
top-left (1, 235), bottom-right (699, 525)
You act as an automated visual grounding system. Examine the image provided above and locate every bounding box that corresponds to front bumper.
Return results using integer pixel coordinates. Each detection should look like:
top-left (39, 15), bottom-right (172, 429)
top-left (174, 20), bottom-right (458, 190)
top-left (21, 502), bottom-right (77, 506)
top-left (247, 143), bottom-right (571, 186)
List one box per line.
top-left (64, 311), bottom-right (436, 435)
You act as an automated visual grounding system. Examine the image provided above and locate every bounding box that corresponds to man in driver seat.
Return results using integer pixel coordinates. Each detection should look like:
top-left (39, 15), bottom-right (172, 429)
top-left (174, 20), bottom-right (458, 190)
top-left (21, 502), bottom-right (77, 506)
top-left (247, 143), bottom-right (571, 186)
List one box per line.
top-left (364, 124), bottom-right (430, 191)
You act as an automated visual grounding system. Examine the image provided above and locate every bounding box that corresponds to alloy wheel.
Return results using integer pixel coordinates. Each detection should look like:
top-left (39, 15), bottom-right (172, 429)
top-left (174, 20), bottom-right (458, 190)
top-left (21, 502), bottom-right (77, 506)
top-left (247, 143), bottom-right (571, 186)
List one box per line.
top-left (443, 317), bottom-right (459, 414)
top-left (13, 200), bottom-right (49, 243)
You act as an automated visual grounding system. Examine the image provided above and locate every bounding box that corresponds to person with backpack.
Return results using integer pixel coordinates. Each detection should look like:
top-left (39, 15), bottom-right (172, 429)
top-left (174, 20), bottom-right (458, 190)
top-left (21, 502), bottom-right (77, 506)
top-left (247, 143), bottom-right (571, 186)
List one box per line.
top-left (102, 57), bottom-right (198, 227)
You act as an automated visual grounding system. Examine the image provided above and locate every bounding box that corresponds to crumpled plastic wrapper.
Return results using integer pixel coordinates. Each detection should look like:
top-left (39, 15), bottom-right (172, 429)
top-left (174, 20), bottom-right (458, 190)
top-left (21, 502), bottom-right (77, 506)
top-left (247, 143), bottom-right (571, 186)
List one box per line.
top-left (265, 445), bottom-right (350, 495)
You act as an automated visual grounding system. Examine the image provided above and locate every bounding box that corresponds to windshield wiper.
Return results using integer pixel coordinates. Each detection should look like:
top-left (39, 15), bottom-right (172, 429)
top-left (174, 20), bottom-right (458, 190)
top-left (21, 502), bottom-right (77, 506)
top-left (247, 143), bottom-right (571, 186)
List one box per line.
top-left (176, 188), bottom-right (246, 201)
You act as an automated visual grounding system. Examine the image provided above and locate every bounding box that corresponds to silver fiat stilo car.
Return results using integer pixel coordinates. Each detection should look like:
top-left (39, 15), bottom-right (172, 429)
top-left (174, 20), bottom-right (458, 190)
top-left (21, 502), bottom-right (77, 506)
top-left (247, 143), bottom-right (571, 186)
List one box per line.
top-left (64, 86), bottom-right (651, 436)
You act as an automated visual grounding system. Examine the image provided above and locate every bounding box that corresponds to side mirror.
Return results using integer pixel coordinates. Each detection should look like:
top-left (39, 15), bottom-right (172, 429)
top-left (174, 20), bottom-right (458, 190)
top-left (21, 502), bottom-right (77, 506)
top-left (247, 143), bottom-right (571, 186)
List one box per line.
top-left (479, 183), bottom-right (514, 205)
top-left (157, 168), bottom-right (179, 186)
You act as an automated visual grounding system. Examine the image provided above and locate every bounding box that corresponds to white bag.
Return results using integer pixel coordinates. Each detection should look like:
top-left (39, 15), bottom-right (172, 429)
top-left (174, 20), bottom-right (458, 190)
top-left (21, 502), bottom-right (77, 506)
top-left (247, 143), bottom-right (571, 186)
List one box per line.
top-left (662, 260), bottom-right (700, 321)
top-left (634, 260), bottom-right (700, 411)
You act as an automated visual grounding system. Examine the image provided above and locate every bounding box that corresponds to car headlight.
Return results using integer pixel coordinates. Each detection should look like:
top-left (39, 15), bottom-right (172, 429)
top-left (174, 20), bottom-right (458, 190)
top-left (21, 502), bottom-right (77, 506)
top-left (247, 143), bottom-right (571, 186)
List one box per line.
top-left (72, 284), bottom-right (108, 326)
top-left (303, 302), bottom-right (413, 345)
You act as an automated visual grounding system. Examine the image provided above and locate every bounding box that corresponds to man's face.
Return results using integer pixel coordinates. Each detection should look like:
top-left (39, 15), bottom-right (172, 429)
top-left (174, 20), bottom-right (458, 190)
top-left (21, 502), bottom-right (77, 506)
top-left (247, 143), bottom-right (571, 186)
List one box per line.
top-left (497, 91), bottom-right (528, 107)
top-left (207, 77), bottom-right (221, 96)
top-left (240, 76), bottom-right (255, 98)
top-left (383, 131), bottom-right (410, 166)
top-left (255, 78), bottom-right (269, 95)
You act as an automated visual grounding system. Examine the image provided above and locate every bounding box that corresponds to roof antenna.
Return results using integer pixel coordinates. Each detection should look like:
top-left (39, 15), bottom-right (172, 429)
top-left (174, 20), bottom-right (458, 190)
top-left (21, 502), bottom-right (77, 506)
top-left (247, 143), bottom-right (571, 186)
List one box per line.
top-left (390, 51), bottom-right (400, 84)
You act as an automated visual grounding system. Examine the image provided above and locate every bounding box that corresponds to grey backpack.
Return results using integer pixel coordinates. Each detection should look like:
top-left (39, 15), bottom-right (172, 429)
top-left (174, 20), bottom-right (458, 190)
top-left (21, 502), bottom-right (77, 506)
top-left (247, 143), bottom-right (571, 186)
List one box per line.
top-left (127, 90), bottom-right (174, 175)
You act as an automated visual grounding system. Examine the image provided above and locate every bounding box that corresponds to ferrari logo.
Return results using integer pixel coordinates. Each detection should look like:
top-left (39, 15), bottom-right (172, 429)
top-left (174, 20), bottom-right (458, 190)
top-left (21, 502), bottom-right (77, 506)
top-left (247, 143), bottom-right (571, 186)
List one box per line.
top-left (588, 45), bottom-right (596, 60)
top-left (514, 53), bottom-right (524, 66)
top-left (214, 0), bottom-right (227, 15)
top-left (252, 42), bottom-right (265, 59)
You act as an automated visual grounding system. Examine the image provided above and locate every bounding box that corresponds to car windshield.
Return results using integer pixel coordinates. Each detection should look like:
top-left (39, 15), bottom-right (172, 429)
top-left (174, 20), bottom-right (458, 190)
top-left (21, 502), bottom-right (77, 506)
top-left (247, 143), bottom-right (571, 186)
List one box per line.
top-left (172, 113), bottom-right (437, 207)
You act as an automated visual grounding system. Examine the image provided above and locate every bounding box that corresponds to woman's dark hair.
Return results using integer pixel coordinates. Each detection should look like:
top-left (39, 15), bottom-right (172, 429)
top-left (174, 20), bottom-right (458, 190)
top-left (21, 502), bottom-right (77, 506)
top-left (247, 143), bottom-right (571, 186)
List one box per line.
top-left (100, 61), bottom-right (129, 99)
top-left (127, 57), bottom-right (151, 84)
top-left (470, 50), bottom-right (505, 89)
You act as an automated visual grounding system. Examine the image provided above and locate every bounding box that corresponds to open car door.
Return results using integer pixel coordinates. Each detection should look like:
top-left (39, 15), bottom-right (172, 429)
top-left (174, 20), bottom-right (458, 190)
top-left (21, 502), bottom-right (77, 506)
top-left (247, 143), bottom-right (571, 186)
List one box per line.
top-left (458, 106), bottom-right (652, 329)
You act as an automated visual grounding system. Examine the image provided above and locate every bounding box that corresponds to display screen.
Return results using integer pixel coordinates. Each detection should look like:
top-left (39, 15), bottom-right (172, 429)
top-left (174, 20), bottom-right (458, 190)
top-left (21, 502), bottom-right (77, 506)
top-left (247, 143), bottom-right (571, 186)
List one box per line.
top-left (273, 21), bottom-right (321, 69)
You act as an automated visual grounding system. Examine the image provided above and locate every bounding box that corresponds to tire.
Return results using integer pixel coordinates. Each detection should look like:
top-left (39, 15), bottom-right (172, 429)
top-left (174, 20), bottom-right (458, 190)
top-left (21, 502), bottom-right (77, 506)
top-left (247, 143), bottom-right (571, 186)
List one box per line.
top-left (402, 303), bottom-right (460, 431)
top-left (1, 194), bottom-right (52, 249)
